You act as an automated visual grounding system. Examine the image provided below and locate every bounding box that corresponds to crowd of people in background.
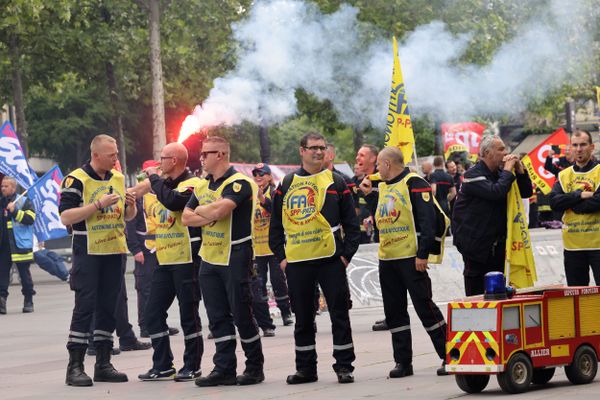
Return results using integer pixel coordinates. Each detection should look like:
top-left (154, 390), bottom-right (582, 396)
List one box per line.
top-left (1, 127), bottom-right (598, 389)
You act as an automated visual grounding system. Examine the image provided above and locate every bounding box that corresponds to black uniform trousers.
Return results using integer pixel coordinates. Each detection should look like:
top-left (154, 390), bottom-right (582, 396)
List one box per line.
top-left (145, 260), bottom-right (203, 371)
top-left (135, 250), bottom-right (158, 331)
top-left (200, 243), bottom-right (264, 376)
top-left (564, 250), bottom-right (600, 286)
top-left (0, 251), bottom-right (35, 300)
top-left (252, 254), bottom-right (292, 328)
top-left (462, 240), bottom-right (505, 296)
top-left (251, 269), bottom-right (275, 331)
top-left (67, 252), bottom-right (122, 350)
top-left (285, 258), bottom-right (355, 374)
top-left (379, 257), bottom-right (446, 365)
top-left (88, 255), bottom-right (137, 349)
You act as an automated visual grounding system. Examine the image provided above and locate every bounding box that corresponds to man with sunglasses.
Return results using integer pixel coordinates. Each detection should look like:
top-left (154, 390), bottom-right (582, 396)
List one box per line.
top-left (250, 163), bottom-right (293, 334)
top-left (132, 143), bottom-right (205, 382)
top-left (270, 131), bottom-right (360, 385)
top-left (183, 136), bottom-right (265, 387)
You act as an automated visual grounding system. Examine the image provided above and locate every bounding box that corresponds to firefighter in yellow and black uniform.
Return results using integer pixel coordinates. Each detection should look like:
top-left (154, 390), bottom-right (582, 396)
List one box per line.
top-left (59, 134), bottom-right (137, 387)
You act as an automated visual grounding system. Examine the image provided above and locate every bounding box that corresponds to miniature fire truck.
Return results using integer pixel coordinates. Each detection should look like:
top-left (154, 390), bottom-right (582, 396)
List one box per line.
top-left (445, 272), bottom-right (599, 394)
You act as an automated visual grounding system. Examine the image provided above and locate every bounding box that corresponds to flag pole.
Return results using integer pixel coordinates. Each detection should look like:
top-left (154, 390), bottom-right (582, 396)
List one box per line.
top-left (411, 142), bottom-right (419, 169)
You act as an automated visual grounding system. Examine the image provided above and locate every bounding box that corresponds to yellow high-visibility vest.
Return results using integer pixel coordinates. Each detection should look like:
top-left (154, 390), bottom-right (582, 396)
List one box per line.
top-left (66, 168), bottom-right (127, 255)
top-left (253, 187), bottom-right (273, 257)
top-left (142, 193), bottom-right (159, 251)
top-left (196, 173), bottom-right (257, 266)
top-left (558, 164), bottom-right (600, 250)
top-left (282, 170), bottom-right (337, 263)
top-left (154, 176), bottom-right (204, 265)
top-left (376, 172), bottom-right (419, 260)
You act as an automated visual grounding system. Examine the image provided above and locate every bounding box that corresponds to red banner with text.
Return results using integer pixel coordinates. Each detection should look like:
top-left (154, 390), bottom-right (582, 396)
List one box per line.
top-left (521, 128), bottom-right (570, 195)
top-left (441, 122), bottom-right (486, 163)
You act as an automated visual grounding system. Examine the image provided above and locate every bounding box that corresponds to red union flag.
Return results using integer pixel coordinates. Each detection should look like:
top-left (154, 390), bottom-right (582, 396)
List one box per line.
top-left (521, 128), bottom-right (570, 195)
top-left (441, 122), bottom-right (485, 163)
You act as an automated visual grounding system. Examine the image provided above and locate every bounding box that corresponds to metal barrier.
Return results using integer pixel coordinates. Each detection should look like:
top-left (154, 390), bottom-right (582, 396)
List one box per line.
top-left (347, 229), bottom-right (568, 308)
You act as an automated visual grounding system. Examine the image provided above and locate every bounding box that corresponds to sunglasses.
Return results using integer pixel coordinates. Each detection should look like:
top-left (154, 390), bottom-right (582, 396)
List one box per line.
top-left (200, 150), bottom-right (220, 158)
top-left (253, 171), bottom-right (267, 177)
top-left (303, 145), bottom-right (327, 152)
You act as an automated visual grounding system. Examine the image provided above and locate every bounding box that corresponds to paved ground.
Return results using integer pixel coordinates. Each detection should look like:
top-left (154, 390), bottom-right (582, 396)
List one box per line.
top-left (1, 265), bottom-right (599, 400)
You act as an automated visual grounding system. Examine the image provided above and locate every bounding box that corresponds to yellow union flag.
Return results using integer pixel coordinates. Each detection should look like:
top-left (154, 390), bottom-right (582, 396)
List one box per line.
top-left (384, 36), bottom-right (415, 163)
top-left (505, 180), bottom-right (537, 288)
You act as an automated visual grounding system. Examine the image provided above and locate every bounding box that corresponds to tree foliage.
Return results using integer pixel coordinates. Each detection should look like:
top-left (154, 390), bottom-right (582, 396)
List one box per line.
top-left (0, 0), bottom-right (598, 173)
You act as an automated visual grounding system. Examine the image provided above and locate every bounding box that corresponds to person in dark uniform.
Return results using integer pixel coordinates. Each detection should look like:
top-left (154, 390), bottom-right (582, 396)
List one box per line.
top-left (250, 163), bottom-right (293, 334)
top-left (452, 135), bottom-right (532, 296)
top-left (0, 176), bottom-right (36, 314)
top-left (354, 145), bottom-right (389, 332)
top-left (269, 131), bottom-right (360, 385)
top-left (430, 156), bottom-right (456, 217)
top-left (183, 136), bottom-right (265, 387)
top-left (544, 145), bottom-right (574, 178)
top-left (86, 252), bottom-right (151, 355)
top-left (134, 143), bottom-right (204, 382)
top-left (360, 147), bottom-right (448, 378)
top-left (445, 160), bottom-right (462, 216)
top-left (59, 134), bottom-right (137, 386)
top-left (550, 130), bottom-right (600, 285)
top-left (421, 161), bottom-right (433, 183)
top-left (126, 160), bottom-right (179, 339)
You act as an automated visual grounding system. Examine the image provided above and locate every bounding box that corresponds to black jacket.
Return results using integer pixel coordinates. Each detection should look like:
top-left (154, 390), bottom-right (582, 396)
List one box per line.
top-left (269, 168), bottom-right (360, 265)
top-left (544, 156), bottom-right (572, 178)
top-left (452, 161), bottom-right (532, 262)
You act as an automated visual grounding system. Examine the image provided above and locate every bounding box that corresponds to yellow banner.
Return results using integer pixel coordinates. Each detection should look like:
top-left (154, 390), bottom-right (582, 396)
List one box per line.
top-left (384, 36), bottom-right (415, 163)
top-left (521, 155), bottom-right (552, 195)
top-left (505, 180), bottom-right (537, 288)
top-left (596, 86), bottom-right (600, 111)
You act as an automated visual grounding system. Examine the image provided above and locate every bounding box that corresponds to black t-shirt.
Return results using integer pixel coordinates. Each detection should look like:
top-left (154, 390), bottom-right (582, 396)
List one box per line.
top-left (185, 166), bottom-right (253, 241)
top-left (430, 169), bottom-right (454, 209)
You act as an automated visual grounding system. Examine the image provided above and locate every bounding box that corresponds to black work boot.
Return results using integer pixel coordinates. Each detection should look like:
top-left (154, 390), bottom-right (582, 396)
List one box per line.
top-left (93, 344), bottom-right (128, 382)
top-left (65, 348), bottom-right (93, 386)
top-left (23, 299), bottom-right (34, 313)
top-left (0, 297), bottom-right (6, 314)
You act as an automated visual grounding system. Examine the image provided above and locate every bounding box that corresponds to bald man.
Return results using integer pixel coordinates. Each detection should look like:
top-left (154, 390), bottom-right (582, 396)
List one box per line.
top-left (133, 142), bottom-right (205, 382)
top-left (360, 147), bottom-right (447, 378)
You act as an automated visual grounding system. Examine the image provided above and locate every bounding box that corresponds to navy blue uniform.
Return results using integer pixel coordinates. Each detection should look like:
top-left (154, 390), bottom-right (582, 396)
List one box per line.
top-left (452, 161), bottom-right (532, 295)
top-left (269, 168), bottom-right (360, 375)
top-left (187, 167), bottom-right (264, 377)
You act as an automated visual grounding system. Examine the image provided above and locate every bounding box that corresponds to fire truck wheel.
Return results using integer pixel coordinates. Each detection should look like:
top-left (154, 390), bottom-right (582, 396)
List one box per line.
top-left (497, 353), bottom-right (533, 394)
top-left (565, 345), bottom-right (598, 385)
top-left (531, 368), bottom-right (555, 385)
top-left (455, 374), bottom-right (490, 393)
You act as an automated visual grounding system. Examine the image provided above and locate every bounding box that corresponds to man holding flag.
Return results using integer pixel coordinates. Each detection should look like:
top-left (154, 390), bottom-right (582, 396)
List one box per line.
top-left (452, 135), bottom-right (532, 295)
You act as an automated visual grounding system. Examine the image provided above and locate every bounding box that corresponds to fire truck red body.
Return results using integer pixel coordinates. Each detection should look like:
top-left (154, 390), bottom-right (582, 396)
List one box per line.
top-left (445, 285), bottom-right (600, 394)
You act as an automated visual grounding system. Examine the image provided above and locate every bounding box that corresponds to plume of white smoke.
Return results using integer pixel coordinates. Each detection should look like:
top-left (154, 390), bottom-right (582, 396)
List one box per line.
top-left (179, 0), bottom-right (597, 141)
